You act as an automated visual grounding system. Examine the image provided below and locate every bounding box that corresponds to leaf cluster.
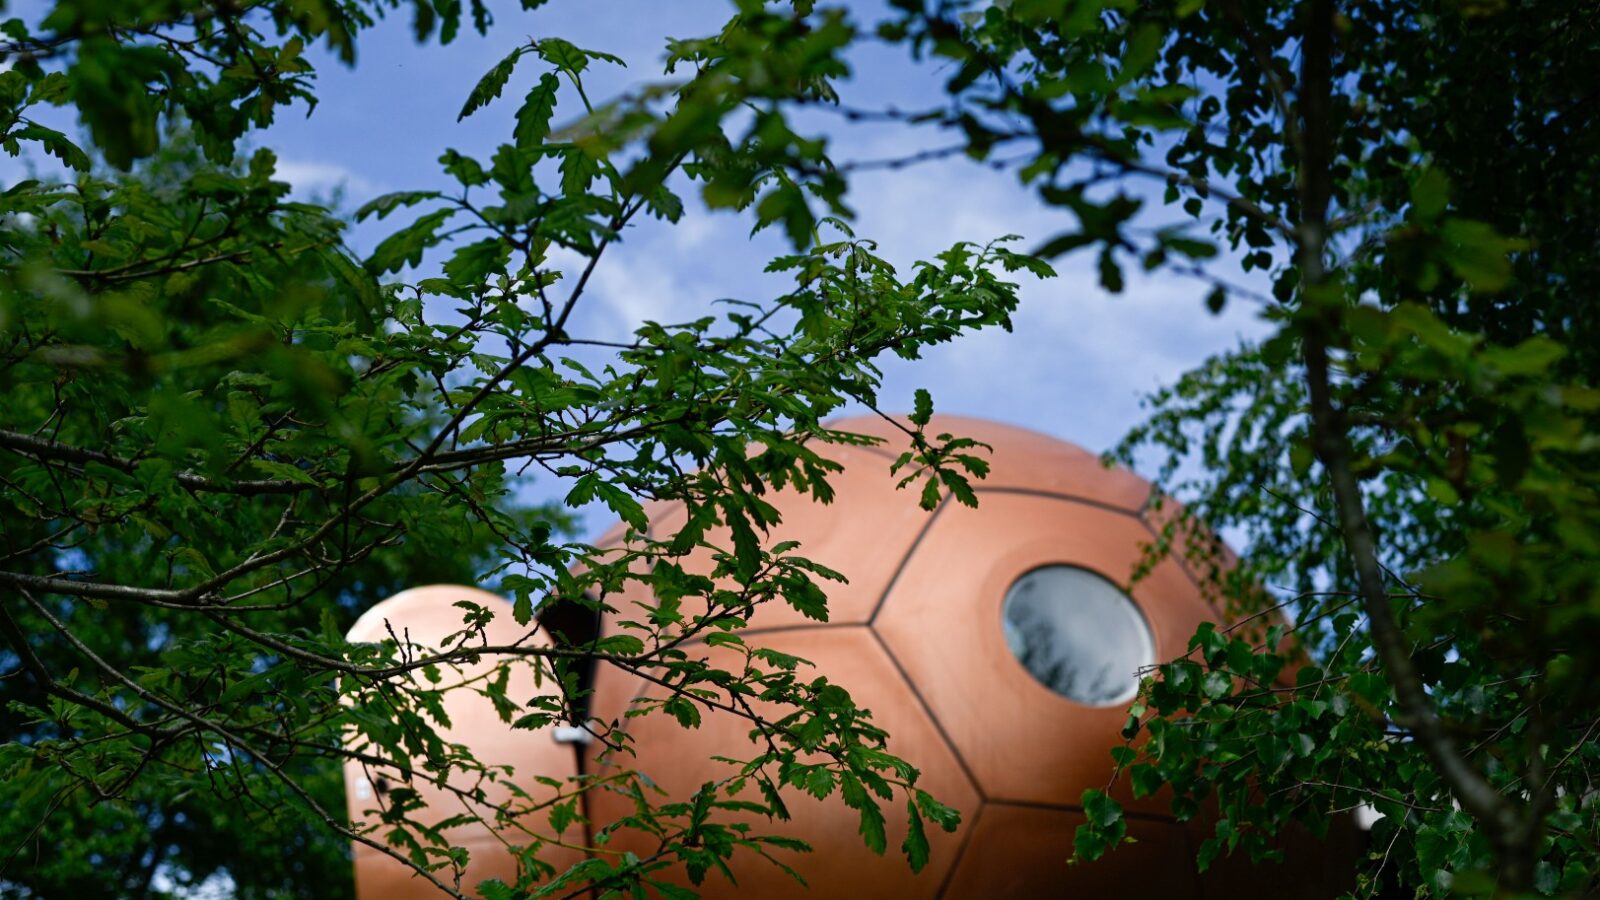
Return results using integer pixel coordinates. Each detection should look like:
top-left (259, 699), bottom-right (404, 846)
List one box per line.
top-left (877, 0), bottom-right (1600, 895)
top-left (0, 2), bottom-right (1034, 896)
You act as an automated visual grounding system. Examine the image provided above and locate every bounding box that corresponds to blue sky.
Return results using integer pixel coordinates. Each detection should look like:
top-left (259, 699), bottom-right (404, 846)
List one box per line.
top-left (11, 0), bottom-right (1270, 540)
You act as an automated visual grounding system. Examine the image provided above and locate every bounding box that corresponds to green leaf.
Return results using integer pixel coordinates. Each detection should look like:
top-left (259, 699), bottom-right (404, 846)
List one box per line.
top-left (1164, 236), bottom-right (1217, 260)
top-left (1117, 24), bottom-right (1164, 83)
top-left (780, 576), bottom-right (829, 622)
top-left (514, 73), bottom-right (561, 149)
top-left (1410, 168), bottom-right (1452, 221)
top-left (1484, 335), bottom-right (1567, 377)
top-left (1034, 231), bottom-right (1094, 259)
top-left (478, 880), bottom-right (516, 900)
top-left (910, 388), bottom-right (933, 427)
top-left (442, 238), bottom-right (512, 285)
top-left (994, 248), bottom-right (1056, 278)
top-left (1083, 789), bottom-right (1122, 830)
top-left (459, 47), bottom-right (526, 120)
top-left (1289, 440), bottom-right (1314, 479)
top-left (901, 801), bottom-right (930, 872)
top-left (1074, 822), bottom-right (1108, 862)
top-left (1204, 284), bottom-right (1226, 314)
top-left (856, 796), bottom-right (887, 855)
top-left (367, 208), bottom-right (457, 274)
top-left (560, 147), bottom-right (603, 196)
top-left (537, 37), bottom-right (624, 76)
top-left (914, 789), bottom-right (962, 831)
top-left (594, 634), bottom-right (645, 656)
top-left (645, 182), bottom-right (684, 222)
top-left (938, 469), bottom-right (977, 508)
top-left (1098, 248), bottom-right (1124, 293)
top-left (724, 503), bottom-right (762, 582)
top-left (12, 124), bottom-right (90, 171)
top-left (1439, 218), bottom-right (1524, 293)
top-left (594, 481), bottom-right (649, 533)
top-left (1201, 670), bottom-right (1232, 699)
top-left (664, 696), bottom-right (701, 728)
top-left (355, 191), bottom-right (441, 223)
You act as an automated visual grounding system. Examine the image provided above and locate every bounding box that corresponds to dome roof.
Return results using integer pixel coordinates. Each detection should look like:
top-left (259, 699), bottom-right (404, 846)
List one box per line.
top-left (580, 415), bottom-right (1350, 898)
top-left (343, 418), bottom-right (1355, 898)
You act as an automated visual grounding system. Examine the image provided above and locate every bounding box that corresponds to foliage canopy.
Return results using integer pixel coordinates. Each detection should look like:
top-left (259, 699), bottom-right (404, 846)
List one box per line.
top-left (0, 1), bottom-right (1034, 896)
top-left (876, 0), bottom-right (1600, 896)
top-left (5, 0), bottom-right (1600, 898)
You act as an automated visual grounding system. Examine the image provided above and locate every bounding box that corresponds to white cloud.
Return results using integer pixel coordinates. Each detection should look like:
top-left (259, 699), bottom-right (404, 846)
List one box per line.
top-left (806, 140), bottom-right (1270, 454)
top-left (273, 158), bottom-right (376, 199)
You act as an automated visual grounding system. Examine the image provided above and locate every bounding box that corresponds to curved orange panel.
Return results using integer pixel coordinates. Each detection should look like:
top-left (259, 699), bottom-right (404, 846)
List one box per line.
top-left (584, 575), bottom-right (655, 746)
top-left (836, 413), bottom-right (1153, 512)
top-left (587, 627), bottom-right (981, 899)
top-left (1188, 812), bottom-right (1361, 900)
top-left (873, 492), bottom-right (1212, 813)
top-left (342, 585), bottom-right (584, 898)
top-left (942, 804), bottom-right (1200, 898)
top-left (569, 416), bottom-right (1352, 896)
top-left (607, 440), bottom-right (938, 632)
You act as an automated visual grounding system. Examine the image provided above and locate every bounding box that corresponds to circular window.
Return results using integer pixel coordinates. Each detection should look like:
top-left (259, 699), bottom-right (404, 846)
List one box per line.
top-left (1001, 565), bottom-right (1154, 706)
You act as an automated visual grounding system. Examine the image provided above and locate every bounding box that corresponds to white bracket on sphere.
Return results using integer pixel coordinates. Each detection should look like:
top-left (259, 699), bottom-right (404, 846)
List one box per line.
top-left (551, 725), bottom-right (593, 745)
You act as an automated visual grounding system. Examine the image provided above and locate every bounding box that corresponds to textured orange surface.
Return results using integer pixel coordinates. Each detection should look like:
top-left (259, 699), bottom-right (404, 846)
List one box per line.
top-left (581, 415), bottom-right (1351, 898)
top-left (590, 626), bottom-right (981, 898)
top-left (941, 804), bottom-right (1199, 898)
top-left (874, 491), bottom-right (1213, 814)
top-left (344, 417), bottom-right (1355, 898)
top-left (342, 585), bottom-right (583, 899)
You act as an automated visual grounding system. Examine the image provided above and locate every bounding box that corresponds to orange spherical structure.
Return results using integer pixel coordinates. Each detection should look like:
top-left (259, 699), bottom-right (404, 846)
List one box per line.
top-left (582, 415), bottom-right (1355, 898)
top-left (341, 418), bottom-right (1357, 899)
top-left (341, 585), bottom-right (584, 898)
